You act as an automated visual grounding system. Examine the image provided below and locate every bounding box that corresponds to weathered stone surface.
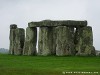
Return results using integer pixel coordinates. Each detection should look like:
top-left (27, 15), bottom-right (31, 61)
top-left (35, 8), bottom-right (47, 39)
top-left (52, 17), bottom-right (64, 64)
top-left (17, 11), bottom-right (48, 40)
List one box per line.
top-left (52, 27), bottom-right (57, 55)
top-left (38, 27), bottom-right (53, 56)
top-left (91, 46), bottom-right (96, 55)
top-left (28, 20), bottom-right (87, 27)
top-left (56, 26), bottom-right (75, 56)
top-left (23, 27), bottom-right (37, 55)
top-left (75, 26), bottom-right (96, 56)
top-left (14, 28), bottom-right (25, 55)
top-left (9, 24), bottom-right (17, 54)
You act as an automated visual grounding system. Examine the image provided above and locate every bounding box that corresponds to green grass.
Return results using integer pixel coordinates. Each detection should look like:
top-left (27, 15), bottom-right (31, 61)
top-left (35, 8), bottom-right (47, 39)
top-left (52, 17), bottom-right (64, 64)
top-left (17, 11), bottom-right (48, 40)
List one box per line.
top-left (0, 54), bottom-right (100, 75)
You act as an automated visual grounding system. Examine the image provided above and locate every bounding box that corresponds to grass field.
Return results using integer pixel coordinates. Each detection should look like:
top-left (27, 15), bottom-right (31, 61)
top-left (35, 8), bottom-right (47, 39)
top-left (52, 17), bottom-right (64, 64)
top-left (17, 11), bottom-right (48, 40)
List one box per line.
top-left (0, 54), bottom-right (100, 75)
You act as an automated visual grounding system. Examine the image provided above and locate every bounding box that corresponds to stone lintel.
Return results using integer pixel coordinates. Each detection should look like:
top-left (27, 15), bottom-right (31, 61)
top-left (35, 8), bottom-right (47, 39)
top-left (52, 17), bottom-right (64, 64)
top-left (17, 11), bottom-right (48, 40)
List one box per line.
top-left (28, 20), bottom-right (87, 27)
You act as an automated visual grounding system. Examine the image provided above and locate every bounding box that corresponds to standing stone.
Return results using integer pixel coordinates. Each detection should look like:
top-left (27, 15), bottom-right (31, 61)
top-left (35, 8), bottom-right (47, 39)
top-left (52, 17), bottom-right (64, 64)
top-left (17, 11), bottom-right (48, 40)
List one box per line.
top-left (9, 24), bottom-right (17, 54)
top-left (38, 27), bottom-right (53, 56)
top-left (75, 26), bottom-right (96, 56)
top-left (23, 27), bottom-right (37, 55)
top-left (56, 26), bottom-right (75, 56)
top-left (14, 28), bottom-right (25, 55)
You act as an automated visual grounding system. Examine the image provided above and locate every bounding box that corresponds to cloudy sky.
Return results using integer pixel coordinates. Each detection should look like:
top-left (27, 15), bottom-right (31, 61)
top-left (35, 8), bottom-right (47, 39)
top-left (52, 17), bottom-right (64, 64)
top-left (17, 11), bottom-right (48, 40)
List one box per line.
top-left (0, 0), bottom-right (100, 50)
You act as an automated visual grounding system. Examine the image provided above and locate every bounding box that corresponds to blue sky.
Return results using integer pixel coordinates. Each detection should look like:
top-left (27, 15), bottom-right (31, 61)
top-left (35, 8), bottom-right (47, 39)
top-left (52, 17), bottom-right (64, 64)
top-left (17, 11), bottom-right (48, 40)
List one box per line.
top-left (0, 0), bottom-right (100, 50)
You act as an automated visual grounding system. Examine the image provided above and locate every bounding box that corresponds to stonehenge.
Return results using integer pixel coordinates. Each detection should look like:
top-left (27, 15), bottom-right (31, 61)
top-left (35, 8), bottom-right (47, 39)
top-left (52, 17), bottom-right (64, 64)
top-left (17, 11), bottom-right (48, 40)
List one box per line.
top-left (9, 20), bottom-right (96, 56)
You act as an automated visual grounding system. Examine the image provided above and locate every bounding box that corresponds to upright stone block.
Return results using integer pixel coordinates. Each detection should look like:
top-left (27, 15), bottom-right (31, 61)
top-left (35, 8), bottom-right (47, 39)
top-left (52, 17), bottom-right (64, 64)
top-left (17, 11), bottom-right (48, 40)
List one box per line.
top-left (75, 26), bottom-right (96, 56)
top-left (23, 27), bottom-right (37, 55)
top-left (56, 26), bottom-right (75, 56)
top-left (9, 24), bottom-right (17, 54)
top-left (14, 28), bottom-right (25, 55)
top-left (38, 27), bottom-right (53, 56)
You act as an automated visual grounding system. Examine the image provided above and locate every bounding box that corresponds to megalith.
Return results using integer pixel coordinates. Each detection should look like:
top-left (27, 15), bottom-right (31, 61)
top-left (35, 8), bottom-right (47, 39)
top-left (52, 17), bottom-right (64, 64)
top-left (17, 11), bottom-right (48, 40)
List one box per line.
top-left (38, 27), bottom-right (53, 56)
top-left (75, 26), bottom-right (96, 56)
top-left (28, 20), bottom-right (87, 27)
top-left (56, 26), bottom-right (75, 56)
top-left (9, 20), bottom-right (96, 56)
top-left (14, 28), bottom-right (25, 55)
top-left (23, 27), bottom-right (37, 55)
top-left (9, 24), bottom-right (17, 54)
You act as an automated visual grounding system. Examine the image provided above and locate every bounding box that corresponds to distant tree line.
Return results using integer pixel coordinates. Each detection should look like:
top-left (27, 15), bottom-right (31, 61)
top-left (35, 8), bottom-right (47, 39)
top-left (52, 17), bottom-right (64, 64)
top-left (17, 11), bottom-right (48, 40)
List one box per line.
top-left (0, 48), bottom-right (9, 54)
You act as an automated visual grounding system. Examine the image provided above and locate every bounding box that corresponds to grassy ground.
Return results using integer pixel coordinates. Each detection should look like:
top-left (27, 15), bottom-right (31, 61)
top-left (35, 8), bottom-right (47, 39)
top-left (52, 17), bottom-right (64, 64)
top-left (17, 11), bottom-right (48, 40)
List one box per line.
top-left (0, 54), bottom-right (100, 75)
